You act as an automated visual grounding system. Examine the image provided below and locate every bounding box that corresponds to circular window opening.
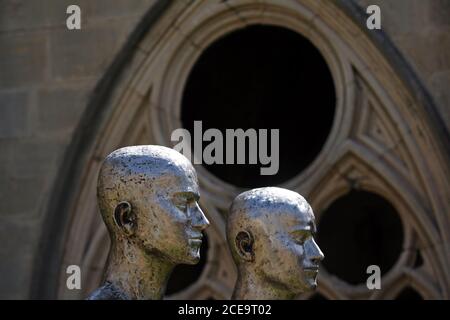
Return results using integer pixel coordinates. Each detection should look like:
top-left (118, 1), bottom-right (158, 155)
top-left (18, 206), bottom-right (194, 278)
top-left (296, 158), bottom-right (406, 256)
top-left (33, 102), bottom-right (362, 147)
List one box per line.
top-left (165, 232), bottom-right (209, 296)
top-left (317, 190), bottom-right (404, 285)
top-left (181, 25), bottom-right (336, 187)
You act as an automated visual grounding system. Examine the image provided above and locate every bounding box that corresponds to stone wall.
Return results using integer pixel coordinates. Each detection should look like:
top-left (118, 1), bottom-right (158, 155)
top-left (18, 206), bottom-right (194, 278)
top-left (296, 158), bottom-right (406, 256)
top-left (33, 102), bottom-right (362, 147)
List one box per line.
top-left (0, 0), bottom-right (448, 299)
top-left (0, 0), bottom-right (156, 299)
top-left (355, 0), bottom-right (450, 128)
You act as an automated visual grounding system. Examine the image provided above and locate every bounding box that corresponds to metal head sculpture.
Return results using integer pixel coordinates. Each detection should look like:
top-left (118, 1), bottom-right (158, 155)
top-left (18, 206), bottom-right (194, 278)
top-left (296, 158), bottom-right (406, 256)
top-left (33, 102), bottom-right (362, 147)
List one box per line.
top-left (87, 145), bottom-right (209, 300)
top-left (227, 187), bottom-right (324, 300)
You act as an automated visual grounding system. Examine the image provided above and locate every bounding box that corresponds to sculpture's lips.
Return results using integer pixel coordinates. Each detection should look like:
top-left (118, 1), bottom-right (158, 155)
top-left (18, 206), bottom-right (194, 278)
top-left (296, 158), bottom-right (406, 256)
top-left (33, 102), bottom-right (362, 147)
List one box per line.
top-left (189, 233), bottom-right (203, 241)
top-left (189, 238), bottom-right (203, 247)
top-left (303, 266), bottom-right (319, 272)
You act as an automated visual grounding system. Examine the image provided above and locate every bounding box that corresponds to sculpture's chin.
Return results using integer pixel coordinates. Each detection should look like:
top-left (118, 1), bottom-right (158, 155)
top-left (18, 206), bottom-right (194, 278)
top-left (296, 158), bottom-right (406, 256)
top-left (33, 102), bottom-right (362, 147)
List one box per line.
top-left (305, 278), bottom-right (318, 291)
top-left (183, 256), bottom-right (200, 265)
top-left (184, 248), bottom-right (201, 265)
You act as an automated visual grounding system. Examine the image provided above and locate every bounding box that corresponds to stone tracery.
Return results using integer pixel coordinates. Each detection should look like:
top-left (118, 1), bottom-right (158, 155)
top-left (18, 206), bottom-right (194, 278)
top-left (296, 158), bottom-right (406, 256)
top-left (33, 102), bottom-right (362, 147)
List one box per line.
top-left (52, 0), bottom-right (449, 300)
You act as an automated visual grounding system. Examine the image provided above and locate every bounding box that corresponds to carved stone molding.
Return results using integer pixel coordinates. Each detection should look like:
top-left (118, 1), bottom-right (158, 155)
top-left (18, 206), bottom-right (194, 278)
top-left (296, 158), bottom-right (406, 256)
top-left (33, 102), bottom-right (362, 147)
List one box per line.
top-left (40, 0), bottom-right (449, 299)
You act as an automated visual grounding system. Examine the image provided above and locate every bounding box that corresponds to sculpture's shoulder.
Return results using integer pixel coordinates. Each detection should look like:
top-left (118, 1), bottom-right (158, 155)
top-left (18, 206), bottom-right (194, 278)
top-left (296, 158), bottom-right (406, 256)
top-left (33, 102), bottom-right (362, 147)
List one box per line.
top-left (86, 282), bottom-right (130, 300)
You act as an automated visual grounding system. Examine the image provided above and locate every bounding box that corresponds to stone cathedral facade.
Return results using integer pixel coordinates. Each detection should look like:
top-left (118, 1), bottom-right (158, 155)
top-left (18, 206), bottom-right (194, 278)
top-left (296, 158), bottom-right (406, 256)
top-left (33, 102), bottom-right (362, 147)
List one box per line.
top-left (0, 0), bottom-right (448, 299)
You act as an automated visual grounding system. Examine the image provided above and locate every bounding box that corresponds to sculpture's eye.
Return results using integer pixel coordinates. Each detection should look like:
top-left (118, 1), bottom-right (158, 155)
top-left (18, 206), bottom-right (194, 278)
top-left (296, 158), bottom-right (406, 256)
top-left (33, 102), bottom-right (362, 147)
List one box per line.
top-left (175, 201), bottom-right (188, 212)
top-left (172, 196), bottom-right (188, 213)
top-left (173, 192), bottom-right (198, 215)
top-left (292, 231), bottom-right (310, 245)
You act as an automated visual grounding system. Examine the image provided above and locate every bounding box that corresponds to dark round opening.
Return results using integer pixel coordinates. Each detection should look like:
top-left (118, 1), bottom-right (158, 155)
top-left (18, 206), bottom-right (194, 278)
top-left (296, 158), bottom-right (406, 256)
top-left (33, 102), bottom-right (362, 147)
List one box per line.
top-left (181, 25), bottom-right (335, 187)
top-left (317, 190), bottom-right (404, 285)
top-left (165, 233), bottom-right (209, 296)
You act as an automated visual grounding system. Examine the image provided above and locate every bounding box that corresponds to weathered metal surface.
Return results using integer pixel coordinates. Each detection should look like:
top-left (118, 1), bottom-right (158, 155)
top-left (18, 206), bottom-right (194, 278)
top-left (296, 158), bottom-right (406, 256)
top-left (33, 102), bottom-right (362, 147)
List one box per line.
top-left (227, 187), bottom-right (324, 300)
top-left (87, 145), bottom-right (209, 300)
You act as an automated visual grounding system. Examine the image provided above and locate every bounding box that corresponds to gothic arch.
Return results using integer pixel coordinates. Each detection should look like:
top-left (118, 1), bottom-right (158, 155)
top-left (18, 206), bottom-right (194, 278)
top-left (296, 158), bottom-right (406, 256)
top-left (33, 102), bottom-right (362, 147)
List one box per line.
top-left (32, 0), bottom-right (450, 299)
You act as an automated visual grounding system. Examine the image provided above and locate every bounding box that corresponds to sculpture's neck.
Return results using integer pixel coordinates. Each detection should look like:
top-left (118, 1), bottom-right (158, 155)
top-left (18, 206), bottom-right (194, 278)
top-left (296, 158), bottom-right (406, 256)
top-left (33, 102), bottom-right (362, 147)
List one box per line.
top-left (104, 240), bottom-right (174, 300)
top-left (232, 268), bottom-right (296, 300)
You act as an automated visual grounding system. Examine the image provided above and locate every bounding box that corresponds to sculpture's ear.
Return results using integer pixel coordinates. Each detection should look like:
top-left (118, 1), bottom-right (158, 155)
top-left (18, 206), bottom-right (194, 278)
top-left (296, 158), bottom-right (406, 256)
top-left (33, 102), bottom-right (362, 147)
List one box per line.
top-left (113, 201), bottom-right (136, 236)
top-left (235, 230), bottom-right (255, 262)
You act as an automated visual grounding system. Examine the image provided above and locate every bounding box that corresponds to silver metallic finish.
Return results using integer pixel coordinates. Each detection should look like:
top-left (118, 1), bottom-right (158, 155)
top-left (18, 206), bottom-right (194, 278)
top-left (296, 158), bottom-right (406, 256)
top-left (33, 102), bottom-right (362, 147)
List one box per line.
top-left (227, 187), bottom-right (324, 300)
top-left (87, 145), bottom-right (209, 300)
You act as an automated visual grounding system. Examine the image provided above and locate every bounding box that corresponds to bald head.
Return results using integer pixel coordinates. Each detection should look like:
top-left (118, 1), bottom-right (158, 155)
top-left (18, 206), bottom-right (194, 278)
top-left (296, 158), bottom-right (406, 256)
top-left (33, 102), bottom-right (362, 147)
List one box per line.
top-left (227, 187), bottom-right (314, 261)
top-left (97, 145), bottom-right (197, 231)
top-left (227, 187), bottom-right (324, 297)
top-left (97, 145), bottom-right (209, 264)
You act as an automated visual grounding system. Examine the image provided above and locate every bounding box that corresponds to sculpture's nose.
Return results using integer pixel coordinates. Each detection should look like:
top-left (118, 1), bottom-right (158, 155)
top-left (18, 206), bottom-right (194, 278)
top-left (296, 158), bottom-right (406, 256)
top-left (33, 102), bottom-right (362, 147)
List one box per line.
top-left (190, 202), bottom-right (210, 231)
top-left (307, 238), bottom-right (324, 265)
